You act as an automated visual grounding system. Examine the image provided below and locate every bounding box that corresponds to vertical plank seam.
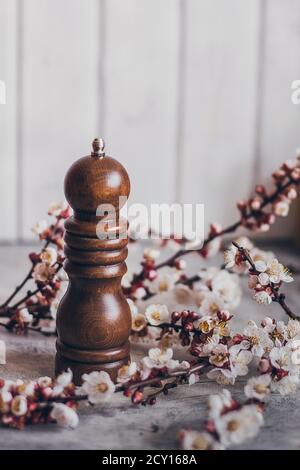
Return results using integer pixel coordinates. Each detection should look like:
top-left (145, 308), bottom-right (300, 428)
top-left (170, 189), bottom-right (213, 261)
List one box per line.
top-left (16, 0), bottom-right (24, 242)
top-left (98, 0), bottom-right (106, 136)
top-left (175, 0), bottom-right (187, 203)
top-left (252, 0), bottom-right (267, 188)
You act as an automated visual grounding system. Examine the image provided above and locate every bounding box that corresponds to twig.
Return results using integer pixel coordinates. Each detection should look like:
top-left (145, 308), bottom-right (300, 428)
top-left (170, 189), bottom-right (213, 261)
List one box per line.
top-left (233, 241), bottom-right (300, 321)
top-left (129, 176), bottom-right (299, 299)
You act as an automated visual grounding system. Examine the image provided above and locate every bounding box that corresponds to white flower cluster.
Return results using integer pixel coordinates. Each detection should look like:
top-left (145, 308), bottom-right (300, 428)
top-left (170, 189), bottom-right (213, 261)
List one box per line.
top-left (194, 268), bottom-right (241, 313)
top-left (224, 239), bottom-right (293, 306)
top-left (0, 369), bottom-right (79, 429)
top-left (179, 389), bottom-right (263, 450)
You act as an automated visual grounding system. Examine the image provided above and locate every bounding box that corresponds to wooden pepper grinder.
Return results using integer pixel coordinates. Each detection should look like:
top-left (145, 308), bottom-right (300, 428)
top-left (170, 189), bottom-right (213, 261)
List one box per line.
top-left (55, 138), bottom-right (131, 384)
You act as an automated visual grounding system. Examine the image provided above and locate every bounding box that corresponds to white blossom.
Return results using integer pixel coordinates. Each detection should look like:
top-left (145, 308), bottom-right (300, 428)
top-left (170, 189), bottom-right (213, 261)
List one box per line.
top-left (215, 405), bottom-right (263, 446)
top-left (131, 313), bottom-right (147, 332)
top-left (207, 368), bottom-right (236, 385)
top-left (207, 389), bottom-right (233, 420)
top-left (48, 201), bottom-right (66, 217)
top-left (38, 376), bottom-right (52, 388)
top-left (197, 333), bottom-right (220, 356)
top-left (0, 391), bottom-right (12, 413)
top-left (81, 371), bottom-right (116, 404)
top-left (11, 395), bottom-right (28, 417)
top-left (21, 381), bottom-right (35, 397)
top-left (271, 374), bottom-right (299, 396)
top-left (41, 247), bottom-right (57, 266)
top-left (229, 346), bottom-right (253, 376)
top-left (287, 339), bottom-right (300, 366)
top-left (244, 374), bottom-right (271, 401)
top-left (132, 286), bottom-right (147, 300)
top-left (18, 308), bottom-right (33, 324)
top-left (117, 362), bottom-right (137, 384)
top-left (188, 374), bottom-right (196, 385)
top-left (31, 220), bottom-right (48, 235)
top-left (273, 199), bottom-right (290, 217)
top-left (56, 369), bottom-right (73, 388)
top-left (33, 262), bottom-right (55, 283)
top-left (142, 347), bottom-right (173, 370)
top-left (180, 430), bottom-right (224, 450)
top-left (211, 270), bottom-right (241, 310)
top-left (253, 290), bottom-right (272, 305)
top-left (143, 248), bottom-right (160, 261)
top-left (197, 267), bottom-right (219, 284)
top-left (199, 292), bottom-right (224, 317)
top-left (145, 304), bottom-right (170, 326)
top-left (174, 284), bottom-right (195, 305)
top-left (286, 319), bottom-right (300, 340)
top-left (50, 403), bottom-right (79, 428)
top-left (269, 346), bottom-right (295, 372)
top-left (209, 344), bottom-right (229, 367)
top-left (242, 321), bottom-right (273, 357)
top-left (254, 258), bottom-right (293, 284)
top-left (144, 269), bottom-right (178, 295)
top-left (195, 315), bottom-right (215, 334)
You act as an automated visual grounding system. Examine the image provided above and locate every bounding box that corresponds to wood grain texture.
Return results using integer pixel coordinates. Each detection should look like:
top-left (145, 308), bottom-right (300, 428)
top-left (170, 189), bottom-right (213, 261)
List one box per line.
top-left (0, 0), bottom-right (17, 241)
top-left (0, 244), bottom-right (300, 449)
top-left (179, 0), bottom-right (260, 231)
top-left (20, 0), bottom-right (99, 239)
top-left (55, 141), bottom-right (132, 384)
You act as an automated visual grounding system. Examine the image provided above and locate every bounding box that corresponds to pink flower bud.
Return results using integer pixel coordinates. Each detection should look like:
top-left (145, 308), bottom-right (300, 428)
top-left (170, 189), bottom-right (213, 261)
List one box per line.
top-left (276, 369), bottom-right (289, 380)
top-left (174, 259), bottom-right (187, 270)
top-left (272, 169), bottom-right (286, 180)
top-left (209, 223), bottom-right (222, 235)
top-left (282, 159), bottom-right (296, 171)
top-left (133, 286), bottom-right (147, 300)
top-left (258, 358), bottom-right (271, 373)
top-left (218, 310), bottom-right (231, 321)
top-left (42, 387), bottom-right (53, 399)
top-left (190, 311), bottom-right (200, 321)
top-left (273, 199), bottom-right (290, 217)
top-left (132, 390), bottom-right (143, 404)
top-left (232, 334), bottom-right (243, 344)
top-left (171, 311), bottom-right (181, 323)
top-left (291, 167), bottom-right (300, 181)
top-left (286, 187), bottom-right (297, 200)
top-left (237, 200), bottom-right (247, 211)
top-left (261, 316), bottom-right (273, 327)
top-left (258, 223), bottom-right (270, 232)
top-left (147, 269), bottom-right (157, 281)
top-left (181, 310), bottom-right (190, 320)
top-left (250, 197), bottom-right (261, 211)
top-left (255, 185), bottom-right (266, 196)
top-left (184, 322), bottom-right (194, 332)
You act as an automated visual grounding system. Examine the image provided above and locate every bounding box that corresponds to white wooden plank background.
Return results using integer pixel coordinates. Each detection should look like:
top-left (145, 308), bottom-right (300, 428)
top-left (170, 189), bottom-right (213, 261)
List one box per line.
top-left (258, 0), bottom-right (300, 237)
top-left (104, 0), bottom-right (179, 208)
top-left (179, 0), bottom-right (260, 231)
top-left (0, 0), bottom-right (17, 241)
top-left (0, 0), bottom-right (300, 242)
top-left (21, 0), bottom-right (99, 239)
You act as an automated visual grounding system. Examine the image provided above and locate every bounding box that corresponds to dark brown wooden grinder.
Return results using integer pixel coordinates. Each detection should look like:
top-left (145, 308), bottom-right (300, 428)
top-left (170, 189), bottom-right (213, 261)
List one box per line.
top-left (55, 138), bottom-right (131, 384)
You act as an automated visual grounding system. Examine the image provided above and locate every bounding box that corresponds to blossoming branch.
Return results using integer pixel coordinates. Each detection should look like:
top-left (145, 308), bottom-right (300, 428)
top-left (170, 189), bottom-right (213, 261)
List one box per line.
top-left (125, 155), bottom-right (300, 301)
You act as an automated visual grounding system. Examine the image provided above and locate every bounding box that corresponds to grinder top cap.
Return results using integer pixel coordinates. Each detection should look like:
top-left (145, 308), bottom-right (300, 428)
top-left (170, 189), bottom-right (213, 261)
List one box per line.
top-left (64, 138), bottom-right (130, 214)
